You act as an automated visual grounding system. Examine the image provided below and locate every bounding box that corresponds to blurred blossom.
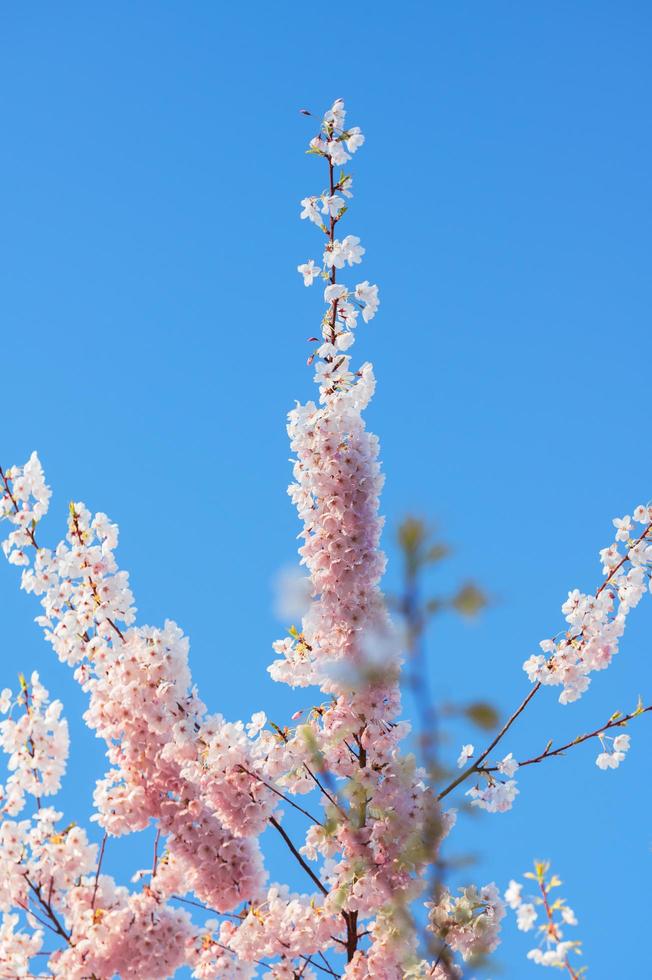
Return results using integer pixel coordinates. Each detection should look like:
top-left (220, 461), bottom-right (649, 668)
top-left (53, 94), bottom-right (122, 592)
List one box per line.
top-left (272, 566), bottom-right (313, 621)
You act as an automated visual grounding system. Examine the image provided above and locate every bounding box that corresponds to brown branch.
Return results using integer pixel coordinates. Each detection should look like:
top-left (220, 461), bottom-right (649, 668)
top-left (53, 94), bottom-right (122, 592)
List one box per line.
top-left (482, 704), bottom-right (652, 773)
top-left (438, 682), bottom-right (541, 801)
top-left (0, 466), bottom-right (39, 550)
top-left (537, 877), bottom-right (581, 980)
top-left (91, 833), bottom-right (108, 908)
top-left (236, 765), bottom-right (324, 826)
top-left (152, 827), bottom-right (161, 878)
top-left (171, 894), bottom-right (243, 921)
top-left (300, 953), bottom-right (341, 978)
top-left (269, 816), bottom-right (328, 897)
top-left (24, 877), bottom-right (71, 944)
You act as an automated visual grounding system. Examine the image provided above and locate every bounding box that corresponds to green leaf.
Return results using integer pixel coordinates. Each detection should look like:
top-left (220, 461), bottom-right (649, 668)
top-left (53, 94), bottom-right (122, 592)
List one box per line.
top-left (425, 597), bottom-right (443, 615)
top-left (465, 702), bottom-right (499, 731)
top-left (452, 583), bottom-right (488, 618)
top-left (398, 517), bottom-right (426, 554)
top-left (425, 544), bottom-right (450, 564)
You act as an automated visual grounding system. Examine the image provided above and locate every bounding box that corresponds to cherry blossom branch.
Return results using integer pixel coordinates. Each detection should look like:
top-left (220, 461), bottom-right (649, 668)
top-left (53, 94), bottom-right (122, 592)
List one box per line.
top-left (0, 470), bottom-right (124, 647)
top-left (480, 702), bottom-right (651, 773)
top-left (438, 519), bottom-right (652, 801)
top-left (0, 465), bottom-right (39, 550)
top-left (16, 899), bottom-right (60, 938)
top-left (300, 953), bottom-right (341, 978)
top-left (20, 676), bottom-right (43, 811)
top-left (438, 682), bottom-right (541, 801)
top-left (24, 877), bottom-right (71, 945)
top-left (69, 505), bottom-right (125, 643)
top-left (273, 723), bottom-right (347, 819)
top-left (236, 764), bottom-right (324, 825)
top-left (536, 874), bottom-right (580, 979)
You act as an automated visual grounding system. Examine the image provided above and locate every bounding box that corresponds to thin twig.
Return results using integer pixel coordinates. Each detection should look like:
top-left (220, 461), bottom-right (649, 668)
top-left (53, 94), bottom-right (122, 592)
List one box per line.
top-left (237, 765), bottom-right (323, 826)
top-left (481, 704), bottom-right (652, 773)
top-left (92, 833), bottom-right (108, 908)
top-left (438, 682), bottom-right (541, 801)
top-left (269, 816), bottom-right (328, 896)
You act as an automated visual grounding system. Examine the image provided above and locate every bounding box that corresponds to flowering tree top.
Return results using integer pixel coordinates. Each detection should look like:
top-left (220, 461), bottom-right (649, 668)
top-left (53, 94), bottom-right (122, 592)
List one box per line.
top-left (0, 98), bottom-right (650, 979)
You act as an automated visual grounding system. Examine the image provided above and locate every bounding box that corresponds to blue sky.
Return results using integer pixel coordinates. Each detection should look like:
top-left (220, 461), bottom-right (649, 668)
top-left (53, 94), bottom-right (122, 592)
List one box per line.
top-left (1, 2), bottom-right (651, 975)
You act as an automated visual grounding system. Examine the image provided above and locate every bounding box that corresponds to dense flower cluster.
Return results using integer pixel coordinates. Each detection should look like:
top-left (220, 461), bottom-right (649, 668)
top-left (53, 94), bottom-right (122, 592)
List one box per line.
top-left (426, 884), bottom-right (505, 962)
top-left (0, 671), bottom-right (68, 813)
top-left (524, 508), bottom-right (652, 704)
top-left (52, 881), bottom-right (194, 979)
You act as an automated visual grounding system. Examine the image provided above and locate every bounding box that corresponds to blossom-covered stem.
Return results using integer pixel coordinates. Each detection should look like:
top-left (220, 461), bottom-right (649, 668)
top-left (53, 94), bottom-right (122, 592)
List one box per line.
top-left (273, 722), bottom-right (348, 819)
top-left (327, 154), bottom-right (338, 344)
top-left (20, 675), bottom-right (43, 811)
top-left (268, 816), bottom-right (329, 897)
top-left (481, 703), bottom-right (651, 773)
top-left (0, 465), bottom-right (39, 550)
top-left (69, 504), bottom-right (125, 643)
top-left (594, 520), bottom-right (651, 597)
top-left (304, 764), bottom-right (347, 818)
top-left (537, 878), bottom-right (580, 980)
top-left (438, 682), bottom-right (541, 801)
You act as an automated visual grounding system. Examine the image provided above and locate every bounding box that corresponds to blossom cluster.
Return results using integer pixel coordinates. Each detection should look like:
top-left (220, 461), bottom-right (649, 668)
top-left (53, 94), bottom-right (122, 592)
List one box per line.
top-left (426, 883), bottom-right (505, 962)
top-left (0, 459), bottom-right (274, 974)
top-left (524, 507), bottom-right (652, 704)
top-left (595, 731), bottom-right (630, 769)
top-left (0, 671), bottom-right (68, 814)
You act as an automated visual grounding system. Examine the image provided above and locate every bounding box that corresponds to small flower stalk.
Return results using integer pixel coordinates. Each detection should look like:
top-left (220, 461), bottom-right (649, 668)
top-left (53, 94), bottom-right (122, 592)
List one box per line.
top-left (505, 862), bottom-right (584, 978)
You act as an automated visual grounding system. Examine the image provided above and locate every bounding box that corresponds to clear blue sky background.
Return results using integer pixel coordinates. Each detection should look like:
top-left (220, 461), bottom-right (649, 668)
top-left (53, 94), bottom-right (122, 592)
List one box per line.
top-left (1, 3), bottom-right (650, 976)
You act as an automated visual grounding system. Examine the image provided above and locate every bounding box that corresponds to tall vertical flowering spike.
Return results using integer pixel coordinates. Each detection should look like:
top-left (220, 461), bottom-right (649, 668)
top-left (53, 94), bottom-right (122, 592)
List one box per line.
top-left (273, 97), bottom-right (385, 689)
top-left (269, 99), bottom-right (454, 977)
